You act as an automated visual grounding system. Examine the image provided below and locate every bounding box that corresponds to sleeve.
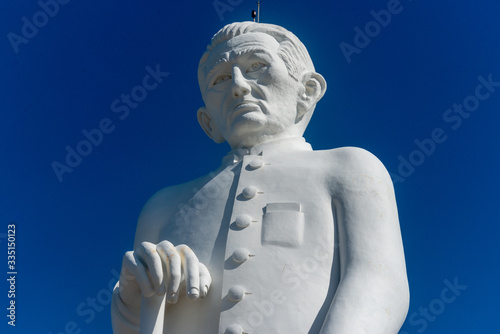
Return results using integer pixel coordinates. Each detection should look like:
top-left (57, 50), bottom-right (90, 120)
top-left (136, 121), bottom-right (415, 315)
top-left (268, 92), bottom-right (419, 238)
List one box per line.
top-left (111, 282), bottom-right (140, 334)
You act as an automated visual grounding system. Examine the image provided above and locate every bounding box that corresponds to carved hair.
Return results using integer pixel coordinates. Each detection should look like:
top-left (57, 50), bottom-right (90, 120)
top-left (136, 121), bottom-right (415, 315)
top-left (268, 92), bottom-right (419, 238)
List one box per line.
top-left (198, 22), bottom-right (315, 89)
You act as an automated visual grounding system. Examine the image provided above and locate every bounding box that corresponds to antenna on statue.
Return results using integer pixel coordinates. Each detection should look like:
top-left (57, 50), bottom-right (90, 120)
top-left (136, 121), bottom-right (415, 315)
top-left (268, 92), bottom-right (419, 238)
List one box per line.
top-left (251, 1), bottom-right (262, 23)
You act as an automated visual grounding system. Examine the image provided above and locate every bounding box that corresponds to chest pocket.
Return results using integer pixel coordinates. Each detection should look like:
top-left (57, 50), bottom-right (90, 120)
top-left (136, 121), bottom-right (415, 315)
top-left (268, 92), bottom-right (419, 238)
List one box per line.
top-left (262, 202), bottom-right (304, 248)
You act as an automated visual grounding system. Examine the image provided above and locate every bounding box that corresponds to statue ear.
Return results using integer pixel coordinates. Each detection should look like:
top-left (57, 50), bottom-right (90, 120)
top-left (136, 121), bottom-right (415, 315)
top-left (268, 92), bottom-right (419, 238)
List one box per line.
top-left (197, 107), bottom-right (225, 143)
top-left (297, 72), bottom-right (327, 120)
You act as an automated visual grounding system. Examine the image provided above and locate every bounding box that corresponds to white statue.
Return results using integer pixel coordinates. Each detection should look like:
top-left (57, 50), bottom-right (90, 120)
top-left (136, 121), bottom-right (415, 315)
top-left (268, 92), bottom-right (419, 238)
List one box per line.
top-left (111, 22), bottom-right (409, 334)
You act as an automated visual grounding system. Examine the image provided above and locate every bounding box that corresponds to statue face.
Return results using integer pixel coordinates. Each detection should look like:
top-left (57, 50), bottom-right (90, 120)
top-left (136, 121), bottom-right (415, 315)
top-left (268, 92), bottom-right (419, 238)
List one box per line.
top-left (201, 32), bottom-right (304, 148)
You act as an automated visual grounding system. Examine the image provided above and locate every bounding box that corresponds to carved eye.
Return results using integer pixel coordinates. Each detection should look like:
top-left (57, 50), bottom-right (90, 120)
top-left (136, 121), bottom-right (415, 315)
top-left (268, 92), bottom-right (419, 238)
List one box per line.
top-left (247, 62), bottom-right (266, 73)
top-left (213, 74), bottom-right (231, 86)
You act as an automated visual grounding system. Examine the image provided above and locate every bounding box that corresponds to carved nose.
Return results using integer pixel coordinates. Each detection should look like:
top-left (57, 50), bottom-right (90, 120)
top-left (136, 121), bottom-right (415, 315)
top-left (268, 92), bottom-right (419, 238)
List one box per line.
top-left (231, 67), bottom-right (250, 97)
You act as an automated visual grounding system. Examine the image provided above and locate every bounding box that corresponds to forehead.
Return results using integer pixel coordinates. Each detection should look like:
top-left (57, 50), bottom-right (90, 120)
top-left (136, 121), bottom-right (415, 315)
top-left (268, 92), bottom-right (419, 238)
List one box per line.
top-left (204, 32), bottom-right (280, 74)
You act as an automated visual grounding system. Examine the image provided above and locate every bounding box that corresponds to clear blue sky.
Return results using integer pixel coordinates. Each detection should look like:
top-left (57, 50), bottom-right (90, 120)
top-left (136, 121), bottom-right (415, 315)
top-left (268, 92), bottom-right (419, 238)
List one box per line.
top-left (1, 0), bottom-right (499, 333)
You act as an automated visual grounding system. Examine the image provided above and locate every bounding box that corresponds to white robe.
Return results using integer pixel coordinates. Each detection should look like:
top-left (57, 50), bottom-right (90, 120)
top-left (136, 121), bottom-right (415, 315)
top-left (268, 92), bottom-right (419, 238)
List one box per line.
top-left (112, 137), bottom-right (408, 334)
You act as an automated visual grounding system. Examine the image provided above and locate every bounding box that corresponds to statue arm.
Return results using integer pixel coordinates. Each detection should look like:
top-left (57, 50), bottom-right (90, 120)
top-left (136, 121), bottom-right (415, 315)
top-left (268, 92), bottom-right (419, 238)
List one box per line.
top-left (320, 148), bottom-right (409, 333)
top-left (111, 179), bottom-right (212, 333)
top-left (111, 186), bottom-right (175, 333)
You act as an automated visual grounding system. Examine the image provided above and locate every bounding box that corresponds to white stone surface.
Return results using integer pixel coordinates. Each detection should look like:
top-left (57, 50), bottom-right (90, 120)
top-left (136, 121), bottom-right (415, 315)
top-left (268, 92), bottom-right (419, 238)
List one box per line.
top-left (112, 21), bottom-right (409, 334)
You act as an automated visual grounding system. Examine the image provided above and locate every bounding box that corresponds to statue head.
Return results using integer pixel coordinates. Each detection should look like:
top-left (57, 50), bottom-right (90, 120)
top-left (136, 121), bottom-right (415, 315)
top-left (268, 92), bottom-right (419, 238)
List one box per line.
top-left (197, 22), bottom-right (327, 149)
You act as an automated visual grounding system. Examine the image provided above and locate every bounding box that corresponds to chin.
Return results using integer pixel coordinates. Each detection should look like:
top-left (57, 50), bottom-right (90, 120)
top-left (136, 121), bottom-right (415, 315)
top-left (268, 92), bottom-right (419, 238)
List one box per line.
top-left (232, 109), bottom-right (265, 122)
top-left (229, 113), bottom-right (266, 133)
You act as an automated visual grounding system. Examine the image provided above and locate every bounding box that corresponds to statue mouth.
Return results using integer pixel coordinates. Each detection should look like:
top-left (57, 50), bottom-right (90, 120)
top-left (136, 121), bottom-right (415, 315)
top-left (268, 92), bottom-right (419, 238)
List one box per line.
top-left (232, 101), bottom-right (260, 114)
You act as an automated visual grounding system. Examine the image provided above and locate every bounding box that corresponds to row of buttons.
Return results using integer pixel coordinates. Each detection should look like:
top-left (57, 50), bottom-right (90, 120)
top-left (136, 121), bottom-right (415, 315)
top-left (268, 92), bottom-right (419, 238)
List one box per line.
top-left (224, 156), bottom-right (264, 334)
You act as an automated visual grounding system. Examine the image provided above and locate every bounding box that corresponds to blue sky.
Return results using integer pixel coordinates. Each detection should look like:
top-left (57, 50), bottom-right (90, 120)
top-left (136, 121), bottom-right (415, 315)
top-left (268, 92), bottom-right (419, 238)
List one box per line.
top-left (1, 0), bottom-right (499, 333)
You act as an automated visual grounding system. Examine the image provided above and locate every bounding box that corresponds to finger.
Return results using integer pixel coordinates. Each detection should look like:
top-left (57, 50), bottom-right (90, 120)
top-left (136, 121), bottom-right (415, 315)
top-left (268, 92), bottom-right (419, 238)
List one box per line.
top-left (198, 263), bottom-right (212, 298)
top-left (157, 240), bottom-right (181, 304)
top-left (177, 244), bottom-right (200, 300)
top-left (136, 242), bottom-right (165, 295)
top-left (122, 251), bottom-right (155, 298)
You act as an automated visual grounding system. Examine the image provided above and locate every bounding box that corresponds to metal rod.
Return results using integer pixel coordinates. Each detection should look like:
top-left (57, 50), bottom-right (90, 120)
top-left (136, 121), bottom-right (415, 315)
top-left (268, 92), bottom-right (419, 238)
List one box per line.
top-left (257, 1), bottom-right (261, 23)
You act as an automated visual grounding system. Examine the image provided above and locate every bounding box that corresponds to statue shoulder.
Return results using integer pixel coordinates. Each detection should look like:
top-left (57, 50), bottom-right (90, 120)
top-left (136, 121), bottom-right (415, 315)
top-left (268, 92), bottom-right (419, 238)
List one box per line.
top-left (320, 146), bottom-right (392, 184)
top-left (133, 175), bottom-right (207, 247)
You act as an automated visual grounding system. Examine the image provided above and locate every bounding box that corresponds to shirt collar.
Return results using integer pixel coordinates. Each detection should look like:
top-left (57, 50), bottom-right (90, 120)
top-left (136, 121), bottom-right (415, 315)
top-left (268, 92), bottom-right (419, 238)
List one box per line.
top-left (221, 137), bottom-right (312, 167)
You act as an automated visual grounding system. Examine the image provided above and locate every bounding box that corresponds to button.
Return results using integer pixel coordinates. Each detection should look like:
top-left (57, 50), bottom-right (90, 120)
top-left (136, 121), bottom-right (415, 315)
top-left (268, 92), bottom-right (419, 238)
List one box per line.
top-left (242, 186), bottom-right (258, 199)
top-left (225, 324), bottom-right (243, 334)
top-left (232, 248), bottom-right (250, 263)
top-left (248, 157), bottom-right (264, 170)
top-left (228, 285), bottom-right (246, 302)
top-left (235, 215), bottom-right (252, 229)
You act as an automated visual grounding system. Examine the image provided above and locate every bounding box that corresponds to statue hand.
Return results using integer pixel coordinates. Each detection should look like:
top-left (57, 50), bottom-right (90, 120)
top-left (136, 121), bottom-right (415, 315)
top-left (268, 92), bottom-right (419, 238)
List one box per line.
top-left (120, 241), bottom-right (212, 304)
